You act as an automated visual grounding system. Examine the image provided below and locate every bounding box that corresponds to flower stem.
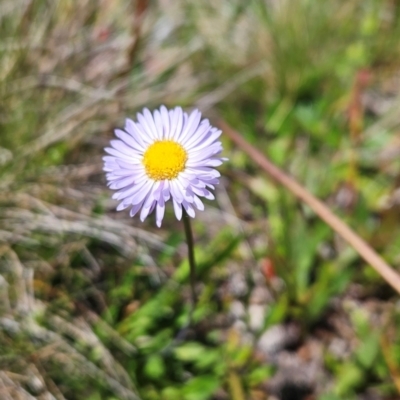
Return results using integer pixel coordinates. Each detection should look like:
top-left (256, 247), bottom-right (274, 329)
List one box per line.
top-left (182, 211), bottom-right (197, 307)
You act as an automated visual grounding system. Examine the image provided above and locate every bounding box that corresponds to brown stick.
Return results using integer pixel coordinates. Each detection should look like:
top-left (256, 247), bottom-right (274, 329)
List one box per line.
top-left (218, 119), bottom-right (400, 295)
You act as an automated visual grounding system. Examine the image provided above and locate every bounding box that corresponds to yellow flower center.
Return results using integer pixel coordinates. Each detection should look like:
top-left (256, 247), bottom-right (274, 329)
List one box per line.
top-left (143, 140), bottom-right (187, 181)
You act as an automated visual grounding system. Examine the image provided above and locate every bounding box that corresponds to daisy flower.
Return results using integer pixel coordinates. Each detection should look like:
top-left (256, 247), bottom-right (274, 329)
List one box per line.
top-left (103, 106), bottom-right (226, 227)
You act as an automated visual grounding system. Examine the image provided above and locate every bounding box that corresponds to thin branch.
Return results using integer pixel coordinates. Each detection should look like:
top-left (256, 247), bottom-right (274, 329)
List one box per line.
top-left (219, 119), bottom-right (400, 295)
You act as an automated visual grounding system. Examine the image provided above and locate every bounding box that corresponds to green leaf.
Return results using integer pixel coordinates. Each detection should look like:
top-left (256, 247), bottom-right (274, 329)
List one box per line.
top-left (144, 354), bottom-right (166, 380)
top-left (174, 342), bottom-right (207, 362)
top-left (162, 387), bottom-right (183, 400)
top-left (194, 349), bottom-right (222, 370)
top-left (181, 376), bottom-right (220, 400)
top-left (247, 366), bottom-right (273, 386)
top-left (355, 333), bottom-right (380, 369)
top-left (264, 293), bottom-right (289, 327)
top-left (335, 362), bottom-right (364, 396)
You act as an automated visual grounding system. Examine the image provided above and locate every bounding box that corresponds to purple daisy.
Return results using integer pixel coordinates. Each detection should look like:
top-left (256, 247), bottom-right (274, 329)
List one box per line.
top-left (103, 106), bottom-right (226, 227)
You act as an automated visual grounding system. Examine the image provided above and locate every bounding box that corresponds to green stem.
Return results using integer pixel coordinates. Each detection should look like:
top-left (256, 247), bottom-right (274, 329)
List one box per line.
top-left (182, 211), bottom-right (197, 306)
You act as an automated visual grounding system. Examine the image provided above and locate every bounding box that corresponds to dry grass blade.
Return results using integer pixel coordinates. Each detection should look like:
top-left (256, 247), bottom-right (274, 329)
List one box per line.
top-left (220, 119), bottom-right (400, 295)
top-left (0, 371), bottom-right (36, 400)
top-left (46, 314), bottom-right (137, 392)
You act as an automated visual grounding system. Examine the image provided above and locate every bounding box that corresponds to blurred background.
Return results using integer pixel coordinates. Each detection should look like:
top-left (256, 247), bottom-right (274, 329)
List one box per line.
top-left (1, 0), bottom-right (400, 399)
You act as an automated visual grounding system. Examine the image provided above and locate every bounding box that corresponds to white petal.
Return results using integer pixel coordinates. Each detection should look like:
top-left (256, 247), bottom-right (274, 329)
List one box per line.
top-left (125, 118), bottom-right (149, 147)
top-left (154, 109), bottom-right (165, 139)
top-left (115, 129), bottom-right (145, 152)
top-left (144, 108), bottom-right (162, 140)
top-left (152, 180), bottom-right (164, 200)
top-left (182, 119), bottom-right (211, 147)
top-left (137, 111), bottom-right (155, 141)
top-left (116, 201), bottom-right (130, 211)
top-left (190, 186), bottom-right (215, 200)
top-left (188, 144), bottom-right (222, 162)
top-left (187, 158), bottom-right (223, 168)
top-left (182, 201), bottom-right (195, 218)
top-left (160, 105), bottom-right (170, 138)
top-left (109, 176), bottom-right (135, 190)
top-left (178, 109), bottom-right (201, 143)
top-left (190, 185), bottom-right (206, 197)
top-left (170, 107), bottom-right (184, 141)
top-left (187, 167), bottom-right (221, 179)
top-left (169, 180), bottom-right (184, 203)
top-left (156, 199), bottom-right (165, 227)
top-left (162, 180), bottom-right (171, 202)
top-left (129, 203), bottom-right (142, 217)
top-left (186, 130), bottom-right (222, 152)
top-left (192, 195), bottom-right (204, 211)
top-left (205, 159), bottom-right (224, 167)
top-left (173, 198), bottom-right (183, 220)
top-left (140, 200), bottom-right (155, 221)
top-left (128, 181), bottom-right (154, 204)
top-left (202, 189), bottom-right (215, 200)
top-left (104, 147), bottom-right (137, 160)
top-left (111, 175), bottom-right (148, 198)
top-left (132, 119), bottom-right (153, 145)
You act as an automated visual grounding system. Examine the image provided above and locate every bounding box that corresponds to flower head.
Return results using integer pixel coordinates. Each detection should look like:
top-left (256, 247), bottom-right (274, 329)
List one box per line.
top-left (103, 106), bottom-right (226, 227)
